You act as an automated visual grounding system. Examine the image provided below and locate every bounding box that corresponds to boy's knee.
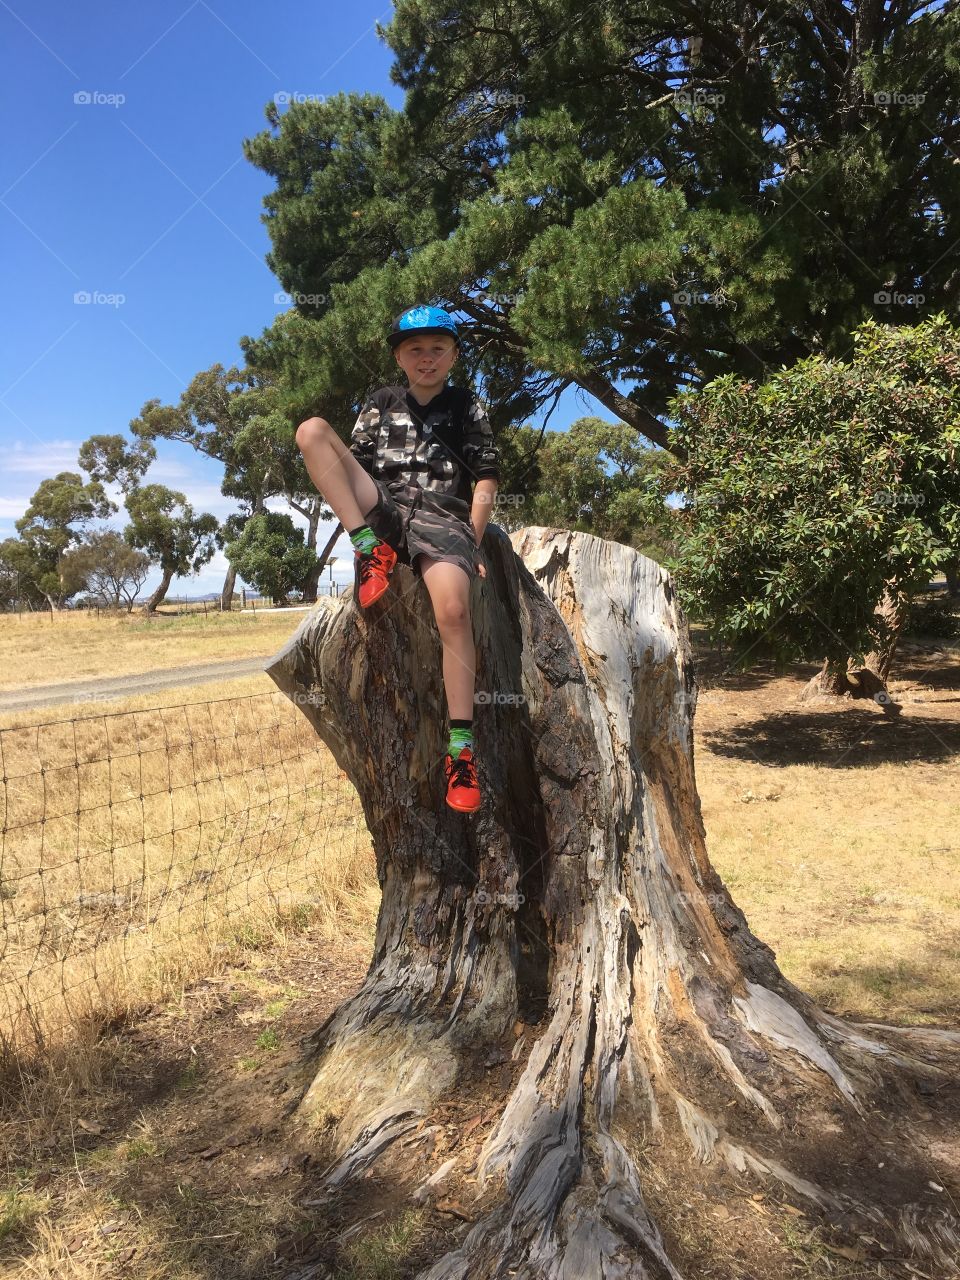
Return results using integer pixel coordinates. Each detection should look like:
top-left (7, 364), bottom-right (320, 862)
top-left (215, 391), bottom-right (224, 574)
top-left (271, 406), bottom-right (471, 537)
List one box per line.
top-left (436, 599), bottom-right (469, 631)
top-left (295, 416), bottom-right (331, 452)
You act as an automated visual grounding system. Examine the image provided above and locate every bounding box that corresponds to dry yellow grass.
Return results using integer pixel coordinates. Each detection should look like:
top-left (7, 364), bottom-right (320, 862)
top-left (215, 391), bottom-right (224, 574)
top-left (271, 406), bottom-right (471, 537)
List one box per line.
top-left (0, 673), bottom-right (277, 732)
top-left (0, 674), bottom-right (378, 1065)
top-left (1, 619), bottom-right (958, 1064)
top-left (1, 615), bottom-right (959, 1278)
top-left (0, 608), bottom-right (315, 691)
top-left (0, 1161), bottom-right (428, 1280)
top-left (695, 659), bottom-right (960, 1028)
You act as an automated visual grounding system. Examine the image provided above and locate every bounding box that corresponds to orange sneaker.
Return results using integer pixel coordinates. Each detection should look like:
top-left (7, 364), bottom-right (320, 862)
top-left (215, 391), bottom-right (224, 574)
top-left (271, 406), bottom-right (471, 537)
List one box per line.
top-left (444, 747), bottom-right (481, 813)
top-left (355, 541), bottom-right (398, 607)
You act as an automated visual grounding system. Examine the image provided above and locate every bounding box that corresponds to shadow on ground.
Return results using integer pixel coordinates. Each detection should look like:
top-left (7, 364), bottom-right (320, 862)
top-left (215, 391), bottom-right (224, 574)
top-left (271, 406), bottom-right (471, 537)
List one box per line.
top-left (688, 640), bottom-right (960, 768)
top-left (3, 635), bottom-right (959, 1277)
top-left (699, 704), bottom-right (959, 768)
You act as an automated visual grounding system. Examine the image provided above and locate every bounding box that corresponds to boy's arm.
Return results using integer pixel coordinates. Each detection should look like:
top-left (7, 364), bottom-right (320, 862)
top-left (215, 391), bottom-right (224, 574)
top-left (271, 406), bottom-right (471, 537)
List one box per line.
top-left (471, 477), bottom-right (498, 544)
top-left (463, 395), bottom-right (500, 544)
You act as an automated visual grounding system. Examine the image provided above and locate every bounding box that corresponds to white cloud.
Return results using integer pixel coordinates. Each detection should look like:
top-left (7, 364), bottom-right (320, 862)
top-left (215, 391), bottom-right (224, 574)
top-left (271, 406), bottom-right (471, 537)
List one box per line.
top-left (4, 440), bottom-right (83, 475)
top-left (145, 461), bottom-right (194, 482)
top-left (2, 437), bottom-right (193, 490)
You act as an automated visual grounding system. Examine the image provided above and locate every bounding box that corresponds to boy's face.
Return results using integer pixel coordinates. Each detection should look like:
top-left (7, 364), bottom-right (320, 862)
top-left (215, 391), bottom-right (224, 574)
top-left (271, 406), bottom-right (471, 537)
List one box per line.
top-left (393, 334), bottom-right (458, 398)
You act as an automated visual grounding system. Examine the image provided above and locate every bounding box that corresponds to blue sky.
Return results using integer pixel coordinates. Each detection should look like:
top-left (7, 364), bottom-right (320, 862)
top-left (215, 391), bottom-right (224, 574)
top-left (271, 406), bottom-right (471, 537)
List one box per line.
top-left (0, 1), bottom-right (615, 597)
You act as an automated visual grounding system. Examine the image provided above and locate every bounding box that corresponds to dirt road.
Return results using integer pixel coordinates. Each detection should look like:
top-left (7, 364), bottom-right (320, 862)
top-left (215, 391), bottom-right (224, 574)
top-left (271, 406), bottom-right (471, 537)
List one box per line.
top-left (0, 656), bottom-right (270, 714)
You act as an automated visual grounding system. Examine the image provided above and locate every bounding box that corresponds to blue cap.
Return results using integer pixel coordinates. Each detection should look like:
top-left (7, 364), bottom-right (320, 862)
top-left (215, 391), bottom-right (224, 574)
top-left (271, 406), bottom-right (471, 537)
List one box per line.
top-left (387, 305), bottom-right (460, 349)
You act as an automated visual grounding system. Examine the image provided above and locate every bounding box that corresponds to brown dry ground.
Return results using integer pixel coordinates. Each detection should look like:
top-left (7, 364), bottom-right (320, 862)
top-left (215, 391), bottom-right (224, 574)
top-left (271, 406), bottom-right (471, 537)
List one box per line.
top-left (1, 620), bottom-right (959, 1278)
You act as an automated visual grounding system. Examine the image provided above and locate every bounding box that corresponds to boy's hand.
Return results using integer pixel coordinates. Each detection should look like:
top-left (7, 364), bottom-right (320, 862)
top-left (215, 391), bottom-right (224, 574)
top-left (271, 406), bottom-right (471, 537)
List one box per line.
top-left (470, 519), bottom-right (486, 576)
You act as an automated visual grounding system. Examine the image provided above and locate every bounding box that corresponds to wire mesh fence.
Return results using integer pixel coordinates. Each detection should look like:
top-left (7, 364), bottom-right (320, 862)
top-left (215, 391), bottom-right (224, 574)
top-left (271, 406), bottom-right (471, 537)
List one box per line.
top-left (0, 690), bottom-right (374, 1061)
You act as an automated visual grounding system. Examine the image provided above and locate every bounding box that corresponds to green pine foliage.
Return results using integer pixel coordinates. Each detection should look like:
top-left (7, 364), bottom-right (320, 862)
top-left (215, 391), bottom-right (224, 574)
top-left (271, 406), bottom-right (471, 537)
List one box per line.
top-left (240, 0), bottom-right (958, 451)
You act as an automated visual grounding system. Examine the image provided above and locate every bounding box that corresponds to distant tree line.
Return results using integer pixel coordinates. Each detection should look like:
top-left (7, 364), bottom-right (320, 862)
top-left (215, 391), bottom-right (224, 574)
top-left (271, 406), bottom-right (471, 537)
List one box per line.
top-left (0, 378), bottom-right (326, 615)
top-left (3, 317), bottom-right (957, 683)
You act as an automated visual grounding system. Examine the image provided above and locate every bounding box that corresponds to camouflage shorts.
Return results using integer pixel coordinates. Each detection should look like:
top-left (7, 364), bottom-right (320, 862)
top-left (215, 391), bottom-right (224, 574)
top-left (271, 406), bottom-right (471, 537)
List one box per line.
top-left (360, 479), bottom-right (480, 581)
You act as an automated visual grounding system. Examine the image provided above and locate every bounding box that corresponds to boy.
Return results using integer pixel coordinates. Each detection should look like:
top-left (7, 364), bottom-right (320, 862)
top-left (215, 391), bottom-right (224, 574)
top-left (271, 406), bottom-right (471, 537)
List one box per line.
top-left (294, 305), bottom-right (500, 814)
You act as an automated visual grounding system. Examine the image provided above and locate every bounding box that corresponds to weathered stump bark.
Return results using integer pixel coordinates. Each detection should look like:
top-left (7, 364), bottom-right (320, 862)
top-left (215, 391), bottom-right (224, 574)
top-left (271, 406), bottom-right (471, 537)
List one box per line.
top-left (266, 526), bottom-right (959, 1279)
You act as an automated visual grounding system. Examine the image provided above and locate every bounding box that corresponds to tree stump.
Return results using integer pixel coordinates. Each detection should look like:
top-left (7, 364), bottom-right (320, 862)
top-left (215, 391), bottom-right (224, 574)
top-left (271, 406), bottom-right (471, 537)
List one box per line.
top-left (265, 525), bottom-right (960, 1279)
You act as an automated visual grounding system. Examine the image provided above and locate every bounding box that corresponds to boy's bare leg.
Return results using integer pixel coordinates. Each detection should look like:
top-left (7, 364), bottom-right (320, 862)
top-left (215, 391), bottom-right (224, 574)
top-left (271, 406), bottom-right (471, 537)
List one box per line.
top-left (295, 416), bottom-right (380, 531)
top-left (418, 558), bottom-right (475, 720)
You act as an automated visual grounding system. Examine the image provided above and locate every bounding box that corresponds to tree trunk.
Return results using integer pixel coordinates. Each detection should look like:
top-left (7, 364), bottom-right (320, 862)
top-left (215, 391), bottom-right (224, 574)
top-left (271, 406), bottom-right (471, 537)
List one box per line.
top-left (144, 566), bottom-right (173, 615)
top-left (801, 654), bottom-right (854, 698)
top-left (799, 657), bottom-right (901, 717)
top-left (861, 583), bottom-right (911, 685)
top-left (266, 527), bottom-right (960, 1279)
top-left (303, 520), bottom-right (342, 603)
top-left (220, 560), bottom-right (237, 611)
top-left (801, 581), bottom-right (909, 710)
top-left (219, 499), bottom-right (265, 610)
top-left (943, 555), bottom-right (959, 598)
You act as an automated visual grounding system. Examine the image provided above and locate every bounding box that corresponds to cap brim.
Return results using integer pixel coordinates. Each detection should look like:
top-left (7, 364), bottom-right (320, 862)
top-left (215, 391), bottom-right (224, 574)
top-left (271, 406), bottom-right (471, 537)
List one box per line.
top-left (388, 328), bottom-right (460, 349)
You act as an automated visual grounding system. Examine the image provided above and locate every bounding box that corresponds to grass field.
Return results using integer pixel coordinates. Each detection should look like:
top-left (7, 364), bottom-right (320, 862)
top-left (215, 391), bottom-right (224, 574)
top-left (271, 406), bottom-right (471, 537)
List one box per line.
top-left (695, 658), bottom-right (960, 1026)
top-left (0, 670), bottom-right (378, 1061)
top-left (0, 607), bottom-right (957, 1049)
top-left (0, 609), bottom-right (311, 691)
top-left (0, 606), bottom-right (957, 1278)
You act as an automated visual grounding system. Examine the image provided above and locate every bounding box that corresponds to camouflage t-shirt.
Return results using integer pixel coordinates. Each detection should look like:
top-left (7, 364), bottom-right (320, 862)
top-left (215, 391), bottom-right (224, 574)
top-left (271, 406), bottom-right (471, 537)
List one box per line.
top-left (349, 384), bottom-right (500, 504)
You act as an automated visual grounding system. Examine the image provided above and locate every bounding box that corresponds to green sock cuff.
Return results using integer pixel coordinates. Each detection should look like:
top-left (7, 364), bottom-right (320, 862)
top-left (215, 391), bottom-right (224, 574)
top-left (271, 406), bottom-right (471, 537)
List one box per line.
top-left (349, 525), bottom-right (381, 555)
top-left (447, 726), bottom-right (474, 756)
